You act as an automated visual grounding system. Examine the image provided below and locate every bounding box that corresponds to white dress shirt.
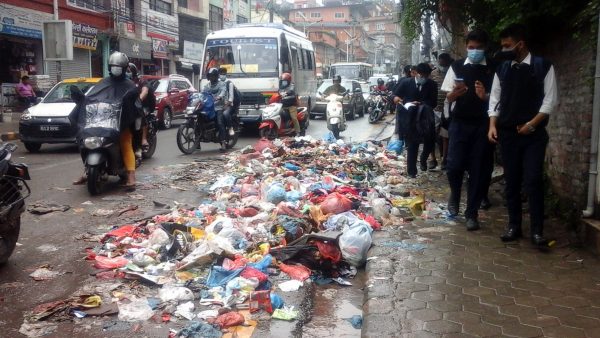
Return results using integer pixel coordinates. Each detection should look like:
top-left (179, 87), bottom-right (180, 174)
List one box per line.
top-left (488, 53), bottom-right (558, 117)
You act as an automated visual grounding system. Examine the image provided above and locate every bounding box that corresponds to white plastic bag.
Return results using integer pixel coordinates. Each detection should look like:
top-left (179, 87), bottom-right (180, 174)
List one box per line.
top-left (338, 223), bottom-right (373, 267)
top-left (158, 285), bottom-right (194, 303)
top-left (118, 297), bottom-right (154, 322)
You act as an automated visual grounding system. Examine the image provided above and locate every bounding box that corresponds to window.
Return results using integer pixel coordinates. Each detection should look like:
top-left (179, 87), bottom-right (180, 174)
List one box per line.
top-left (334, 12), bottom-right (345, 19)
top-left (310, 12), bottom-right (321, 18)
top-left (209, 5), bottom-right (223, 31)
top-left (295, 12), bottom-right (304, 18)
top-left (306, 51), bottom-right (313, 70)
top-left (178, 0), bottom-right (187, 9)
top-left (150, 0), bottom-right (172, 15)
top-left (68, 0), bottom-right (99, 11)
top-left (376, 23), bottom-right (385, 31)
top-left (237, 15), bottom-right (248, 24)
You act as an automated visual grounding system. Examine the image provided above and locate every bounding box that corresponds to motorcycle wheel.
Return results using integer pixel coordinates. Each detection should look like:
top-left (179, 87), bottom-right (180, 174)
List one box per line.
top-left (369, 109), bottom-right (380, 124)
top-left (0, 209), bottom-right (21, 265)
top-left (142, 132), bottom-right (157, 159)
top-left (177, 123), bottom-right (198, 154)
top-left (331, 123), bottom-right (340, 139)
top-left (87, 165), bottom-right (102, 196)
top-left (259, 127), bottom-right (277, 140)
top-left (24, 142), bottom-right (41, 153)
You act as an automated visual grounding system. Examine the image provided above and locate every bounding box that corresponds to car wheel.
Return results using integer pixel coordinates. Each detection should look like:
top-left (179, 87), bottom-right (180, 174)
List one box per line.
top-left (347, 104), bottom-right (356, 121)
top-left (359, 103), bottom-right (365, 117)
top-left (161, 108), bottom-right (173, 129)
top-left (24, 142), bottom-right (41, 152)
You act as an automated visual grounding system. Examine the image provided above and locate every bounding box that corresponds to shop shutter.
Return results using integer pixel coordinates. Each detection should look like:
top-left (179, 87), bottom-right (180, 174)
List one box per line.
top-left (45, 48), bottom-right (91, 81)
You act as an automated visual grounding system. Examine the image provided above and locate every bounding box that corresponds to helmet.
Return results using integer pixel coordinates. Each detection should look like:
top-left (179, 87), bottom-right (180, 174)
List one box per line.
top-left (207, 68), bottom-right (219, 82)
top-left (333, 75), bottom-right (342, 83)
top-left (279, 72), bottom-right (292, 89)
top-left (128, 63), bottom-right (138, 76)
top-left (377, 78), bottom-right (384, 86)
top-left (108, 51), bottom-right (129, 67)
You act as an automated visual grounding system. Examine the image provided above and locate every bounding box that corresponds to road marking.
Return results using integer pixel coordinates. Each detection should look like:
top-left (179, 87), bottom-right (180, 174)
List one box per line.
top-left (31, 158), bottom-right (81, 172)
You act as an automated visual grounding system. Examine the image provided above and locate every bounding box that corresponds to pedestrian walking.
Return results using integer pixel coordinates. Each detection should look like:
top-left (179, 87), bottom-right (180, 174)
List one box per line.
top-left (430, 53), bottom-right (454, 170)
top-left (488, 24), bottom-right (558, 249)
top-left (441, 29), bottom-right (495, 231)
top-left (393, 63), bottom-right (438, 178)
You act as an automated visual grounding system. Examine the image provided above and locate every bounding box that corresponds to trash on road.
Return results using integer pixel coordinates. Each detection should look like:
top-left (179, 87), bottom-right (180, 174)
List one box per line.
top-left (27, 201), bottom-right (70, 215)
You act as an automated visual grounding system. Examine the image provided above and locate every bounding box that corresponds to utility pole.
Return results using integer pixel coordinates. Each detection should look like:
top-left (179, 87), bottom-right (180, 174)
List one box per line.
top-left (268, 0), bottom-right (274, 23)
top-left (53, 0), bottom-right (62, 82)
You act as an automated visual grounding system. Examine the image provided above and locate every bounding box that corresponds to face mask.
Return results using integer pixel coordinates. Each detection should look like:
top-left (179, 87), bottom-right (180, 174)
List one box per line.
top-left (496, 46), bottom-right (518, 61)
top-left (438, 66), bottom-right (448, 72)
top-left (416, 77), bottom-right (426, 85)
top-left (110, 66), bottom-right (123, 77)
top-left (219, 75), bottom-right (226, 81)
top-left (125, 71), bottom-right (132, 80)
top-left (280, 80), bottom-right (289, 89)
top-left (467, 49), bottom-right (485, 63)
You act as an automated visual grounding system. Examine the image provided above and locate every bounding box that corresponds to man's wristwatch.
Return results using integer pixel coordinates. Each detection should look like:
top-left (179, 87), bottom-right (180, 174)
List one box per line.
top-left (526, 122), bottom-right (536, 132)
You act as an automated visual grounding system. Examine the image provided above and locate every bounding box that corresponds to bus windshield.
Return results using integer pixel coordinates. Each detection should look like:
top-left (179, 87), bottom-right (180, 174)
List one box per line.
top-left (331, 65), bottom-right (360, 79)
top-left (204, 37), bottom-right (279, 78)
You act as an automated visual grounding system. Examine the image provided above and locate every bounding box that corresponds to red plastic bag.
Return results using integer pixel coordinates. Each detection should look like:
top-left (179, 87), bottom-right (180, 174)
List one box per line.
top-left (94, 256), bottom-right (129, 269)
top-left (279, 263), bottom-right (311, 281)
top-left (215, 311), bottom-right (245, 328)
top-left (241, 183), bottom-right (260, 198)
top-left (222, 256), bottom-right (248, 271)
top-left (241, 267), bottom-right (268, 283)
top-left (320, 193), bottom-right (353, 215)
top-left (239, 207), bottom-right (259, 217)
top-left (102, 224), bottom-right (137, 242)
top-left (360, 213), bottom-right (382, 231)
top-left (249, 290), bottom-right (273, 313)
top-left (314, 240), bottom-right (342, 263)
top-left (336, 186), bottom-right (360, 197)
top-left (275, 203), bottom-right (304, 219)
top-left (254, 138), bottom-right (273, 152)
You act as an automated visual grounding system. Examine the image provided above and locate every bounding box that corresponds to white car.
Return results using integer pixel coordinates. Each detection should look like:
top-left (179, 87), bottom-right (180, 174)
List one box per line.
top-left (19, 78), bottom-right (102, 152)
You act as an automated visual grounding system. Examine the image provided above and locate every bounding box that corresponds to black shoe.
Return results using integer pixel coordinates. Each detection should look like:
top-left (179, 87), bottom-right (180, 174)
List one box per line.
top-left (500, 227), bottom-right (522, 242)
top-left (407, 173), bottom-right (417, 179)
top-left (420, 162), bottom-right (428, 171)
top-left (219, 142), bottom-right (227, 152)
top-left (466, 218), bottom-right (480, 231)
top-left (480, 197), bottom-right (492, 210)
top-left (531, 234), bottom-right (549, 250)
top-left (447, 197), bottom-right (459, 216)
top-left (428, 159), bottom-right (438, 170)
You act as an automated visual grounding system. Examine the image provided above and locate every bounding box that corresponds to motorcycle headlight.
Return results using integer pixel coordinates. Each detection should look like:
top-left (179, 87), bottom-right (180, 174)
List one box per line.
top-left (20, 109), bottom-right (32, 121)
top-left (84, 137), bottom-right (105, 149)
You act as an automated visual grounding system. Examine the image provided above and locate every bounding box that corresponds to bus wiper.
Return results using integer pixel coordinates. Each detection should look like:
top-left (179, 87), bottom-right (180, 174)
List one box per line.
top-left (237, 45), bottom-right (248, 77)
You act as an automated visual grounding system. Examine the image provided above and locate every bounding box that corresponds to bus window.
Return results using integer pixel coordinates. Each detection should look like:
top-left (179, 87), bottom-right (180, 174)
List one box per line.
top-left (291, 46), bottom-right (300, 71)
top-left (204, 37), bottom-right (279, 78)
top-left (280, 34), bottom-right (291, 73)
top-left (301, 49), bottom-right (308, 70)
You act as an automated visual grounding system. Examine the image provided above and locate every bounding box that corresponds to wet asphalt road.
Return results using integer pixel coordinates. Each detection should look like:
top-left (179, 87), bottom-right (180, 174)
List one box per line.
top-left (0, 113), bottom-right (393, 337)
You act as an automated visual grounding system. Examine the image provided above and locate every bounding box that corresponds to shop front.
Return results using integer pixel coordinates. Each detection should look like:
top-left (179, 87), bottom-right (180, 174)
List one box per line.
top-left (118, 37), bottom-right (153, 76)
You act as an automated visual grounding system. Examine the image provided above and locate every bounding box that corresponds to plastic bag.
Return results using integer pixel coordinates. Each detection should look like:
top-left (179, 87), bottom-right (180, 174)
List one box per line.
top-left (226, 277), bottom-right (260, 296)
top-left (94, 256), bottom-right (129, 269)
top-left (338, 223), bottom-right (372, 267)
top-left (270, 293), bottom-right (284, 309)
top-left (285, 190), bottom-right (303, 202)
top-left (215, 311), bottom-right (245, 328)
top-left (266, 183), bottom-right (287, 204)
top-left (386, 139), bottom-right (405, 154)
top-left (372, 198), bottom-right (390, 220)
top-left (241, 183), bottom-right (260, 198)
top-left (207, 266), bottom-right (244, 287)
top-left (323, 211), bottom-right (366, 232)
top-left (210, 175), bottom-right (237, 191)
top-left (248, 254), bottom-right (272, 273)
top-left (320, 193), bottom-right (353, 215)
top-left (240, 267), bottom-right (268, 283)
top-left (118, 297), bottom-right (154, 322)
top-left (279, 263), bottom-right (311, 281)
top-left (158, 285), bottom-right (194, 302)
top-left (315, 240), bottom-right (342, 263)
top-left (254, 138), bottom-right (274, 152)
top-left (249, 290), bottom-right (273, 313)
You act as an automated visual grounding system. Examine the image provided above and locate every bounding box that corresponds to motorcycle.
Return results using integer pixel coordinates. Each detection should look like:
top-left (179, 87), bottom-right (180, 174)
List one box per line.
top-left (176, 91), bottom-right (240, 154)
top-left (325, 93), bottom-right (347, 139)
top-left (71, 86), bottom-right (141, 195)
top-left (135, 108), bottom-right (159, 167)
top-left (258, 94), bottom-right (309, 139)
top-left (0, 142), bottom-right (31, 264)
top-left (368, 90), bottom-right (390, 124)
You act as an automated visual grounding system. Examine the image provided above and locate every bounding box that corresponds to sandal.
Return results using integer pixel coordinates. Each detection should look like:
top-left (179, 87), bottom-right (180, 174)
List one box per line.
top-left (123, 183), bottom-right (136, 192)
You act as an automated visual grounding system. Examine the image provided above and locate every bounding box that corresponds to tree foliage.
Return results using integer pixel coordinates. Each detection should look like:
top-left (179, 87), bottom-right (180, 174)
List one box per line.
top-left (400, 0), bottom-right (599, 46)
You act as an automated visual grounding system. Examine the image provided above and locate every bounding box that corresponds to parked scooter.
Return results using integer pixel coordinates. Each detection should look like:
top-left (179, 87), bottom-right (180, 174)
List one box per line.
top-left (258, 94), bottom-right (309, 139)
top-left (325, 93), bottom-right (347, 139)
top-left (368, 90), bottom-right (389, 124)
top-left (176, 91), bottom-right (240, 154)
top-left (0, 142), bottom-right (31, 264)
top-left (71, 86), bottom-right (141, 195)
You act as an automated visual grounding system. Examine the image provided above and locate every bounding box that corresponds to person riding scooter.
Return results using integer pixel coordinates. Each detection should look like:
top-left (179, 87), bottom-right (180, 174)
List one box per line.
top-left (72, 51), bottom-right (139, 189)
top-left (323, 75), bottom-right (347, 96)
top-left (204, 67), bottom-right (229, 152)
top-left (127, 63), bottom-right (157, 159)
top-left (278, 72), bottom-right (300, 135)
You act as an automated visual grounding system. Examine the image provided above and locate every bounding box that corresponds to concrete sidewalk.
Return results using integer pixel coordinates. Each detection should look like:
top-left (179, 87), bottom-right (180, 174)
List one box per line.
top-left (363, 170), bottom-right (600, 338)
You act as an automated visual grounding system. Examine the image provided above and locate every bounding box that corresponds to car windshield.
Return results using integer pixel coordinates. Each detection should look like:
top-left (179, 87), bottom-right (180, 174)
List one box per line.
top-left (317, 79), bottom-right (352, 94)
top-left (43, 82), bottom-right (96, 104)
top-left (155, 79), bottom-right (169, 93)
top-left (204, 37), bottom-right (279, 78)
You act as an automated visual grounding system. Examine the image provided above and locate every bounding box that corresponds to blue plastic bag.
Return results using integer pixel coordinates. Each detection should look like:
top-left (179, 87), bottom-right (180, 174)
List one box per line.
top-left (206, 266), bottom-right (244, 287)
top-left (323, 131), bottom-right (337, 143)
top-left (248, 254), bottom-right (273, 273)
top-left (285, 190), bottom-right (303, 202)
top-left (386, 139), bottom-right (404, 154)
top-left (270, 293), bottom-right (284, 309)
top-left (266, 183), bottom-right (286, 204)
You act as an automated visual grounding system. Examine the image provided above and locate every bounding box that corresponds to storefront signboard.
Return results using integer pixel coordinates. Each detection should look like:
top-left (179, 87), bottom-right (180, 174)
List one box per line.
top-left (0, 3), bottom-right (52, 39)
top-left (152, 39), bottom-right (168, 59)
top-left (119, 37), bottom-right (152, 59)
top-left (183, 41), bottom-right (203, 62)
top-left (72, 23), bottom-right (98, 50)
top-left (146, 10), bottom-right (179, 43)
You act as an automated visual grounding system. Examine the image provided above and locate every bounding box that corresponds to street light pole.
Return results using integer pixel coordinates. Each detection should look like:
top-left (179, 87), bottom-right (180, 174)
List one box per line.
top-left (53, 0), bottom-right (61, 82)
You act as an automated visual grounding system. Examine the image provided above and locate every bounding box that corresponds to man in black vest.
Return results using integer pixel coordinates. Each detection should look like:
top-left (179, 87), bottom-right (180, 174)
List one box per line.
top-left (488, 24), bottom-right (558, 249)
top-left (393, 63), bottom-right (438, 178)
top-left (441, 29), bottom-right (495, 231)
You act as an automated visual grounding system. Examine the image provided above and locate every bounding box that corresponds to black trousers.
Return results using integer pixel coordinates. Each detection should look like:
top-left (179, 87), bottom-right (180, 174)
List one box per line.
top-left (406, 136), bottom-right (435, 176)
top-left (446, 121), bottom-right (491, 218)
top-left (498, 128), bottom-right (548, 235)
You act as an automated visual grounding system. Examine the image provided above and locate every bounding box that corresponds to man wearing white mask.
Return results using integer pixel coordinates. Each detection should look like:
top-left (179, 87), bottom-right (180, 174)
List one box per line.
top-left (441, 29), bottom-right (496, 231)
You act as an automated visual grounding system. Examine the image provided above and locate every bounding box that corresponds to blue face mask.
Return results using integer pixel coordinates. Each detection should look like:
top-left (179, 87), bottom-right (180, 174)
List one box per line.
top-left (467, 49), bottom-right (485, 63)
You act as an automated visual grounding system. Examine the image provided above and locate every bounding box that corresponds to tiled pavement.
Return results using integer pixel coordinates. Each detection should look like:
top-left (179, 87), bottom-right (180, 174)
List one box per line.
top-left (362, 170), bottom-right (600, 338)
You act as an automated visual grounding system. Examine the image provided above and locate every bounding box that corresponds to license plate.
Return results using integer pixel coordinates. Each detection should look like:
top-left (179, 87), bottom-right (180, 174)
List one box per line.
top-left (40, 125), bottom-right (59, 131)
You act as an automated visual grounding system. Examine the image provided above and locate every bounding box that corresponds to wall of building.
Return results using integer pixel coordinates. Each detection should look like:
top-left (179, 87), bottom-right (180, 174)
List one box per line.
top-left (289, 7), bottom-right (351, 23)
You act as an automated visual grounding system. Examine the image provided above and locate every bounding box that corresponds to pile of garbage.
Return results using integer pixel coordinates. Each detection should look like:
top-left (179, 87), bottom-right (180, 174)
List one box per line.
top-left (26, 136), bottom-right (439, 337)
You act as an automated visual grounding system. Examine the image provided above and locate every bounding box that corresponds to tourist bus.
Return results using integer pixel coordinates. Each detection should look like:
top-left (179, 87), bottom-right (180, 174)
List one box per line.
top-left (201, 23), bottom-right (316, 125)
top-left (329, 62), bottom-right (374, 82)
